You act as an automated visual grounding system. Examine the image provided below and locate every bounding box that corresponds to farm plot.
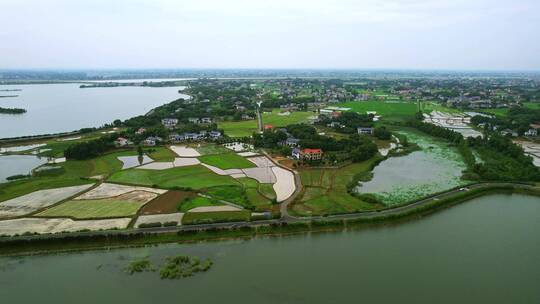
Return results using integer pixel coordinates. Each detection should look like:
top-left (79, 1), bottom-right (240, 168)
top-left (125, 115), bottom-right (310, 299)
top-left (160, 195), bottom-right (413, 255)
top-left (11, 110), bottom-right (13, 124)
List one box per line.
top-left (108, 165), bottom-right (239, 189)
top-left (272, 167), bottom-right (295, 202)
top-left (137, 157), bottom-right (200, 170)
top-left (0, 184), bottom-right (94, 218)
top-left (170, 145), bottom-right (201, 157)
top-left (134, 213), bottom-right (183, 227)
top-left (178, 196), bottom-right (225, 212)
top-left (117, 155), bottom-right (153, 169)
top-left (199, 153), bottom-right (256, 170)
top-left (0, 217), bottom-right (131, 236)
top-left (76, 183), bottom-right (166, 200)
top-left (139, 190), bottom-right (195, 214)
top-left (36, 190), bottom-right (158, 219)
top-left (291, 158), bottom-right (383, 216)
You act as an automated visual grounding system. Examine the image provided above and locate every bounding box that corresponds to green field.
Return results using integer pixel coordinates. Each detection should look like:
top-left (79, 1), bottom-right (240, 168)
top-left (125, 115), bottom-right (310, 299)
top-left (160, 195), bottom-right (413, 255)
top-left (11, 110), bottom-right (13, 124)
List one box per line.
top-left (108, 165), bottom-right (239, 189)
top-left (199, 153), bottom-right (255, 169)
top-left (291, 156), bottom-right (384, 216)
top-left (219, 110), bottom-right (314, 137)
top-left (195, 144), bottom-right (230, 155)
top-left (146, 147), bottom-right (176, 161)
top-left (0, 177), bottom-right (94, 203)
top-left (37, 199), bottom-right (144, 219)
top-left (237, 177), bottom-right (274, 210)
top-left (335, 101), bottom-right (418, 121)
top-left (178, 196), bottom-right (224, 212)
top-left (182, 210), bottom-right (251, 225)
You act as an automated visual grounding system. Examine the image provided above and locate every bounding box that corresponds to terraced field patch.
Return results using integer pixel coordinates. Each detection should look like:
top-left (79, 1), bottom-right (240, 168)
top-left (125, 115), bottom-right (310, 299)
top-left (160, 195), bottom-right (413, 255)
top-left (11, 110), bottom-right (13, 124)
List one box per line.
top-left (37, 191), bottom-right (157, 219)
top-left (108, 165), bottom-right (239, 189)
top-left (199, 153), bottom-right (256, 170)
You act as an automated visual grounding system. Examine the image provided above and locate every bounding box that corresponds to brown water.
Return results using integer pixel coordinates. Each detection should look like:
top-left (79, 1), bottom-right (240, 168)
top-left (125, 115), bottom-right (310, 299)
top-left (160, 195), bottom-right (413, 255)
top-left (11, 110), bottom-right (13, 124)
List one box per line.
top-left (0, 194), bottom-right (539, 303)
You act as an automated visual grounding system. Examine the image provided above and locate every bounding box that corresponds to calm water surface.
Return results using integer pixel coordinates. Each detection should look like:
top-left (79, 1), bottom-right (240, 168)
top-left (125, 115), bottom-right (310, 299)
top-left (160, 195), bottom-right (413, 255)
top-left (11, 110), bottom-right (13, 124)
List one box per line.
top-left (0, 155), bottom-right (47, 182)
top-left (0, 83), bottom-right (189, 138)
top-left (0, 194), bottom-right (539, 303)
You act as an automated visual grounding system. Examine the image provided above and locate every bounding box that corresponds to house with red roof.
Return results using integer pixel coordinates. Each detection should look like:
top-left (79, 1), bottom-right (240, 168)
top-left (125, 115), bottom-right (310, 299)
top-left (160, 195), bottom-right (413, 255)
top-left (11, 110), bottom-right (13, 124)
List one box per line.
top-left (292, 148), bottom-right (323, 161)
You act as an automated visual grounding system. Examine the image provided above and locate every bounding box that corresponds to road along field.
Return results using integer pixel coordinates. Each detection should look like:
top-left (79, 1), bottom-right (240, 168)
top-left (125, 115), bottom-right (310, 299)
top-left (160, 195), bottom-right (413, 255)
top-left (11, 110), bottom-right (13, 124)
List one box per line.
top-left (0, 184), bottom-right (94, 218)
top-left (0, 217), bottom-right (131, 236)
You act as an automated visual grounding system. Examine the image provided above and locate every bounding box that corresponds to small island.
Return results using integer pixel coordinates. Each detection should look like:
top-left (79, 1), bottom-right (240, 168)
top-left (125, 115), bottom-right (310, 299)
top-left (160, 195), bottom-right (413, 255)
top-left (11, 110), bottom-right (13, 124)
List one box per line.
top-left (0, 107), bottom-right (27, 114)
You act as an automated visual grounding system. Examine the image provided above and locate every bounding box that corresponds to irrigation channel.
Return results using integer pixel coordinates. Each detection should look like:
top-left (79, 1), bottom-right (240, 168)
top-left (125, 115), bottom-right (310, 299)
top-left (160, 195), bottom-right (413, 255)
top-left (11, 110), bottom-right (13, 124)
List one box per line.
top-left (0, 192), bottom-right (539, 303)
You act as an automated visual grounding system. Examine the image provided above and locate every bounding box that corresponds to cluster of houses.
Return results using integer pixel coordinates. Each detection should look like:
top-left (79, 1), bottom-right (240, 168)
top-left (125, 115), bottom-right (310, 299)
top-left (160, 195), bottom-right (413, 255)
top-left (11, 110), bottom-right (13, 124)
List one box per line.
top-left (273, 127), bottom-right (324, 161)
top-left (169, 130), bottom-right (222, 142)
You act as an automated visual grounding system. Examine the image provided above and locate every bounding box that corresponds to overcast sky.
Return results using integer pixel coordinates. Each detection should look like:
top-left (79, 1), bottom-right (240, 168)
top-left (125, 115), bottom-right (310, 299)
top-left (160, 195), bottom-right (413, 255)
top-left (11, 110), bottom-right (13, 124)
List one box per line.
top-left (0, 0), bottom-right (539, 70)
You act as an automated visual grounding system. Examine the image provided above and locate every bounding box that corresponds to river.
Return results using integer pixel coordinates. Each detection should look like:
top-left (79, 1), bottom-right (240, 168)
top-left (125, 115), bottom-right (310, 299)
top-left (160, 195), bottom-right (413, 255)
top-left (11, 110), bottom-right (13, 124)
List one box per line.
top-left (0, 83), bottom-right (189, 138)
top-left (0, 193), bottom-right (539, 303)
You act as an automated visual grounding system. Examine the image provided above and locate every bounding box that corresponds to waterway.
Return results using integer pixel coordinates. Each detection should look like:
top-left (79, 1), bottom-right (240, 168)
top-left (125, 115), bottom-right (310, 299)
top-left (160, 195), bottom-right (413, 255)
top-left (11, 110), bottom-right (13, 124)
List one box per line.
top-left (0, 154), bottom-right (47, 182)
top-left (0, 194), bottom-right (538, 303)
top-left (0, 83), bottom-right (189, 138)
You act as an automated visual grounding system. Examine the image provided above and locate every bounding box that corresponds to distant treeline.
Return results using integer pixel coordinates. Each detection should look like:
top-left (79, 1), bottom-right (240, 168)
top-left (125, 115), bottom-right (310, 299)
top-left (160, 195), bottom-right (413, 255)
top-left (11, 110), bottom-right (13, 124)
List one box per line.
top-left (64, 133), bottom-right (119, 160)
top-left (0, 107), bottom-right (26, 114)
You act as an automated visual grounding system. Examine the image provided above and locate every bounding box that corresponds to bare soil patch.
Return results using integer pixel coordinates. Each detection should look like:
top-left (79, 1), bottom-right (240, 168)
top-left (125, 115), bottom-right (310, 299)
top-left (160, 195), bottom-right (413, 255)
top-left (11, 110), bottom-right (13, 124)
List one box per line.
top-left (139, 190), bottom-right (195, 215)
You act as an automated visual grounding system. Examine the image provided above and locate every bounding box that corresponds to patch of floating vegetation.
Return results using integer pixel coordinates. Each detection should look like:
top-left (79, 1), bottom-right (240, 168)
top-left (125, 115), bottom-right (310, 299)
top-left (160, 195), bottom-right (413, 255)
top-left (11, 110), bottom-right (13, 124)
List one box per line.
top-left (356, 130), bottom-right (469, 205)
top-left (160, 255), bottom-right (213, 279)
top-left (126, 257), bottom-right (156, 275)
top-left (124, 255), bottom-right (213, 279)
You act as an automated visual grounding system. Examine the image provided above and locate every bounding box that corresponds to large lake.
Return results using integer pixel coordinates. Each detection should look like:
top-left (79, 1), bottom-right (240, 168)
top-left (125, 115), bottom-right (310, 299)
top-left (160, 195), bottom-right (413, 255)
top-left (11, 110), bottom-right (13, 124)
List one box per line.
top-left (0, 83), bottom-right (189, 138)
top-left (1, 194), bottom-right (538, 303)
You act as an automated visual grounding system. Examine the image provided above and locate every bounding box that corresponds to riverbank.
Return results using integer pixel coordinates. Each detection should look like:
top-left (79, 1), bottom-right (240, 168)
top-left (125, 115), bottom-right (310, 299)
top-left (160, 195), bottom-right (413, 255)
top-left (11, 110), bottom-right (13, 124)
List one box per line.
top-left (1, 183), bottom-right (537, 256)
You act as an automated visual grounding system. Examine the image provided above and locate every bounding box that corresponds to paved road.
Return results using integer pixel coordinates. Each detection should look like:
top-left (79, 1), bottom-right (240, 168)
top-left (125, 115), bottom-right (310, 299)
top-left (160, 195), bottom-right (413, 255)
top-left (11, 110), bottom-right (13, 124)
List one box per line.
top-left (2, 182), bottom-right (532, 243)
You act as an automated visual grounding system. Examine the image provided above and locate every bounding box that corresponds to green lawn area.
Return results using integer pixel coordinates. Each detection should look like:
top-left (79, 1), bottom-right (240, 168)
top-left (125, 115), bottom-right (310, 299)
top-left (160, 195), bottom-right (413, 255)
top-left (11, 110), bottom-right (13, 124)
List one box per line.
top-left (36, 199), bottom-right (144, 219)
top-left (199, 153), bottom-right (255, 169)
top-left (108, 165), bottom-right (240, 190)
top-left (335, 101), bottom-right (418, 121)
top-left (524, 102), bottom-right (540, 110)
top-left (146, 146), bottom-right (176, 161)
top-left (182, 210), bottom-right (251, 225)
top-left (178, 196), bottom-right (224, 212)
top-left (291, 156), bottom-right (384, 216)
top-left (195, 144), bottom-right (230, 155)
top-left (219, 110), bottom-right (314, 137)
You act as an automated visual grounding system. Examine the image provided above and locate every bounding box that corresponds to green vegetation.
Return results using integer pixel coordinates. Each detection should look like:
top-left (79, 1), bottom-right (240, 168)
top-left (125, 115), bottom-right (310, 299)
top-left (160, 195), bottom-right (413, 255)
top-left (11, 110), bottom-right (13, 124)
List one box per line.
top-left (37, 199), bottom-right (145, 219)
top-left (219, 110), bottom-right (313, 137)
top-left (108, 165), bottom-right (239, 189)
top-left (126, 257), bottom-right (155, 274)
top-left (0, 107), bottom-right (26, 114)
top-left (205, 185), bottom-right (248, 205)
top-left (160, 255), bottom-right (213, 279)
top-left (0, 177), bottom-right (93, 203)
top-left (146, 147), bottom-right (176, 161)
top-left (195, 144), bottom-right (230, 155)
top-left (291, 156), bottom-right (384, 216)
top-left (182, 210), bottom-right (251, 225)
top-left (178, 196), bottom-right (224, 212)
top-left (199, 153), bottom-right (255, 169)
top-left (336, 101), bottom-right (418, 121)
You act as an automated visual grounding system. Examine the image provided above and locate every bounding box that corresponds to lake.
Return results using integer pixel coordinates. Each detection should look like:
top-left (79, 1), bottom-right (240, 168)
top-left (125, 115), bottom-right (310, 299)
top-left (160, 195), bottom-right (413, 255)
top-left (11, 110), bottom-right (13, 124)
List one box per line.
top-left (0, 83), bottom-right (189, 138)
top-left (357, 130), bottom-right (468, 205)
top-left (0, 193), bottom-right (539, 303)
top-left (0, 154), bottom-right (47, 182)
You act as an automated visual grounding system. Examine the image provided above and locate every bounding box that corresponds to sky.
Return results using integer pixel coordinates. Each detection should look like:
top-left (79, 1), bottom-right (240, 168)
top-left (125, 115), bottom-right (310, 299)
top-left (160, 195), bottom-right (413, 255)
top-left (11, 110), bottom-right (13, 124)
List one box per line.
top-left (0, 0), bottom-right (539, 70)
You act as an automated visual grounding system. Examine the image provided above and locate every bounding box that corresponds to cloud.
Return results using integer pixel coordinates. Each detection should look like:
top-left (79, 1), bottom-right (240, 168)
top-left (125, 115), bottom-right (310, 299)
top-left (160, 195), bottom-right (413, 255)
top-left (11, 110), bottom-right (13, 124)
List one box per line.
top-left (0, 0), bottom-right (538, 69)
